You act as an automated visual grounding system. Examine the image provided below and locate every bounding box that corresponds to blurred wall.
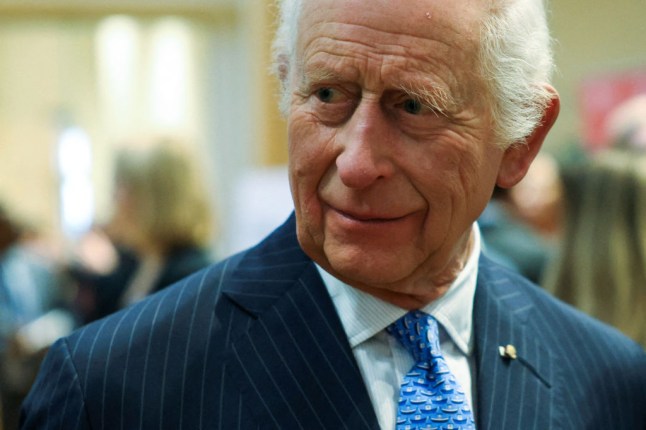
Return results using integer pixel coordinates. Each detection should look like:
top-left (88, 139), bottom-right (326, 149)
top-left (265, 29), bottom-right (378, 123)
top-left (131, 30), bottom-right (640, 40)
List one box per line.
top-left (547, 0), bottom-right (646, 153)
top-left (0, 0), bottom-right (271, 256)
top-left (0, 16), bottom-right (104, 236)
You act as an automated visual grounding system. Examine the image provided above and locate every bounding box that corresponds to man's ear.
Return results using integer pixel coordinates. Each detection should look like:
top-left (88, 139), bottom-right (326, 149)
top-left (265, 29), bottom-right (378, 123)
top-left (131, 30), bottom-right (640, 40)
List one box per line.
top-left (497, 86), bottom-right (560, 188)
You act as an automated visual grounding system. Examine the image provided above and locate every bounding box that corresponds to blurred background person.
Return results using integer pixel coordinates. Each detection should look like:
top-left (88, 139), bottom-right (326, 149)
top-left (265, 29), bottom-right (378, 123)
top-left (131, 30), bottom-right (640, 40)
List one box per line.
top-left (0, 203), bottom-right (73, 430)
top-left (506, 152), bottom-right (564, 243)
top-left (543, 150), bottom-right (646, 347)
top-left (604, 94), bottom-right (646, 152)
top-left (68, 137), bottom-right (216, 324)
top-left (479, 152), bottom-right (563, 284)
top-left (479, 186), bottom-right (553, 284)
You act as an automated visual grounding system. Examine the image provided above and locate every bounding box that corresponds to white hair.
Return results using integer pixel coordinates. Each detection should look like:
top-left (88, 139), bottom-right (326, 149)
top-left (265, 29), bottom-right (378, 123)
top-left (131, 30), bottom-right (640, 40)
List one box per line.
top-left (272, 0), bottom-right (302, 114)
top-left (479, 0), bottom-right (556, 147)
top-left (272, 0), bottom-right (555, 148)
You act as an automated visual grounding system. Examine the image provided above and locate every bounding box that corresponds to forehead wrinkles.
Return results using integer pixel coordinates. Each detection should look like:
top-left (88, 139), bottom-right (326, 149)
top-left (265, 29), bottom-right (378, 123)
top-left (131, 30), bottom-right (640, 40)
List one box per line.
top-left (297, 23), bottom-right (474, 107)
top-left (299, 20), bottom-right (459, 65)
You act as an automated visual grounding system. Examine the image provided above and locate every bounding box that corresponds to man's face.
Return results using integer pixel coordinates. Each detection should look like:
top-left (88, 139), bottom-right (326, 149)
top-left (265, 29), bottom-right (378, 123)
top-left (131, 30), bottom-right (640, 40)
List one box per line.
top-left (287, 0), bottom-right (508, 302)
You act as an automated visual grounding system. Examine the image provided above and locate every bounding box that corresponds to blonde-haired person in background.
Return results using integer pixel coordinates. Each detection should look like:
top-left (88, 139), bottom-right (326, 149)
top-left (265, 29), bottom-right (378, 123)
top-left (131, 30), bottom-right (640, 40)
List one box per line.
top-left (544, 150), bottom-right (646, 347)
top-left (70, 137), bottom-right (216, 323)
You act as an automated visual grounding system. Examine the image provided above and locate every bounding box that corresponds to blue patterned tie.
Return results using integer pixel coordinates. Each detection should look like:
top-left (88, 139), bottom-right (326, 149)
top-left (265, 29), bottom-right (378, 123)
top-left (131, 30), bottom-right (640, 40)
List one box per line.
top-left (387, 311), bottom-right (476, 430)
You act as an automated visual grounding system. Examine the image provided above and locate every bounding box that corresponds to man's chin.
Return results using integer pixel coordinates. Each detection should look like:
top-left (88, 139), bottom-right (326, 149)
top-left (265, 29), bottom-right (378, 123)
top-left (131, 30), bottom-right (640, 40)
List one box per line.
top-left (325, 253), bottom-right (412, 289)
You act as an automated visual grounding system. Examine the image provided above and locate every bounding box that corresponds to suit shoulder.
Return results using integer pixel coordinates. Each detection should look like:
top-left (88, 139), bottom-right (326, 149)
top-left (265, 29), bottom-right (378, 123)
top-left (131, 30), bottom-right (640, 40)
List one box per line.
top-left (480, 256), bottom-right (646, 362)
top-left (65, 252), bottom-right (244, 362)
top-left (23, 252), bottom-right (252, 428)
top-left (533, 285), bottom-right (646, 364)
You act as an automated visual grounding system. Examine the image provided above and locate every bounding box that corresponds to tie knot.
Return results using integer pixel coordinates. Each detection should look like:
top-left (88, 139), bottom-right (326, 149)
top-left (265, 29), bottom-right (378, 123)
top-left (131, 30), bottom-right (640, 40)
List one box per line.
top-left (387, 311), bottom-right (441, 364)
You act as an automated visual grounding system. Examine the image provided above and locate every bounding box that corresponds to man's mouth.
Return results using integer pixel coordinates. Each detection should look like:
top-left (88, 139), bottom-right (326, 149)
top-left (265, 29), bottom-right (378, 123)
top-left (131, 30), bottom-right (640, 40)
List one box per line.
top-left (333, 207), bottom-right (408, 223)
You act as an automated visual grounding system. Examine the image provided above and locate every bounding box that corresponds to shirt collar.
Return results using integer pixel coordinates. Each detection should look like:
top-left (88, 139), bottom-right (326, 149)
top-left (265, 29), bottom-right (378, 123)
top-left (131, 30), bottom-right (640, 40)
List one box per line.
top-left (318, 223), bottom-right (481, 356)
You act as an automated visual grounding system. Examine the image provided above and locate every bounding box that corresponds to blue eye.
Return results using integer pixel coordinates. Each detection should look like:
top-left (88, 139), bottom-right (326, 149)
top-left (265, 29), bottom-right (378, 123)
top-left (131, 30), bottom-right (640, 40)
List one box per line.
top-left (316, 87), bottom-right (335, 103)
top-left (403, 99), bottom-right (422, 115)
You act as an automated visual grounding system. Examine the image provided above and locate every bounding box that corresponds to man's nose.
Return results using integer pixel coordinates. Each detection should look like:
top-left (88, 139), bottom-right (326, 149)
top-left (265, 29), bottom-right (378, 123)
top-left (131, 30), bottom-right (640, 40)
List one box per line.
top-left (335, 101), bottom-right (395, 189)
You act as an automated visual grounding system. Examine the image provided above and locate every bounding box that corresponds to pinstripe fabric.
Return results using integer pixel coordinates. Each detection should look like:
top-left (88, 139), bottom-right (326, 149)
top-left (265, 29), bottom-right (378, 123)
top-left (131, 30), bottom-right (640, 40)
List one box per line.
top-left (20, 215), bottom-right (646, 429)
top-left (474, 256), bottom-right (646, 429)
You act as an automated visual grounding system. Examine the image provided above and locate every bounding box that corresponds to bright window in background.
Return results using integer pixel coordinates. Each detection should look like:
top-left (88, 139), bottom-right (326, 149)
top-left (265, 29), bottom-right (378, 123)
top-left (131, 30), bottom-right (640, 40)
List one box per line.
top-left (148, 19), bottom-right (192, 129)
top-left (57, 127), bottom-right (94, 239)
top-left (95, 15), bottom-right (194, 138)
top-left (95, 16), bottom-right (140, 135)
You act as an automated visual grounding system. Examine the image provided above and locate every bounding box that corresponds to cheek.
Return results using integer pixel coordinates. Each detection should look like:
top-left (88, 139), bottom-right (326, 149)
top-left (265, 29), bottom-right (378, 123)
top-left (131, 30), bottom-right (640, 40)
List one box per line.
top-left (289, 114), bottom-right (338, 173)
top-left (410, 144), bottom-right (466, 198)
top-left (411, 143), bottom-right (497, 223)
top-left (288, 116), bottom-right (340, 260)
top-left (288, 116), bottom-right (337, 210)
top-left (457, 150), bottom-right (503, 222)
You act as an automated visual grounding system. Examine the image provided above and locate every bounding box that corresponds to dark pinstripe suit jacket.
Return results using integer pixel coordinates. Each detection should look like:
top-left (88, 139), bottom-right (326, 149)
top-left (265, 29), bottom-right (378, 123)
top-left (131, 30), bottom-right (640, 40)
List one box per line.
top-left (21, 215), bottom-right (646, 429)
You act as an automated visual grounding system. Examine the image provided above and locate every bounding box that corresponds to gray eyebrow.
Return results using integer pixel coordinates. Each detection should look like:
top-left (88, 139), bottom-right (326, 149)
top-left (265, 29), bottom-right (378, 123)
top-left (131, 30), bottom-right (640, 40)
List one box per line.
top-left (296, 66), bottom-right (347, 93)
top-left (396, 82), bottom-right (457, 116)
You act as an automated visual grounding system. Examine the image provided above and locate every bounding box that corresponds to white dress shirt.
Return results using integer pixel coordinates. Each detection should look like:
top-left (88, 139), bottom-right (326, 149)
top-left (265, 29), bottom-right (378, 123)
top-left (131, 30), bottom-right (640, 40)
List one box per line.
top-left (317, 224), bottom-right (481, 430)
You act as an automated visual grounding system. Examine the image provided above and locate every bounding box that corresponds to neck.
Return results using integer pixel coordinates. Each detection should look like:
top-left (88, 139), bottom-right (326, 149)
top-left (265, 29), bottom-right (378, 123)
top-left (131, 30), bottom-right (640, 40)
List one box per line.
top-left (357, 229), bottom-right (475, 310)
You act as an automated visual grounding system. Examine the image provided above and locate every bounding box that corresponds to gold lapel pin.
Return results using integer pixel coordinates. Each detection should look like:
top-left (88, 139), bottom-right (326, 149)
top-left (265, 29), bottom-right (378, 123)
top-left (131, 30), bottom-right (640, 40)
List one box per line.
top-left (498, 344), bottom-right (518, 360)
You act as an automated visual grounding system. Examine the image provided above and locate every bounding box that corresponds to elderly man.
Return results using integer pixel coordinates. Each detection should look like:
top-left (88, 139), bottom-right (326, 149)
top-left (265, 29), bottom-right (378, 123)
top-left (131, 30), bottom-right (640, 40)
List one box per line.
top-left (21, 0), bottom-right (646, 429)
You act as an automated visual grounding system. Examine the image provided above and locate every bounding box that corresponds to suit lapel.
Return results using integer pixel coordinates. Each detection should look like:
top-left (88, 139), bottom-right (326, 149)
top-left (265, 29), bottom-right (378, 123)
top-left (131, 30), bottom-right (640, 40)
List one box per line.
top-left (221, 215), bottom-right (379, 429)
top-left (473, 257), bottom-right (556, 430)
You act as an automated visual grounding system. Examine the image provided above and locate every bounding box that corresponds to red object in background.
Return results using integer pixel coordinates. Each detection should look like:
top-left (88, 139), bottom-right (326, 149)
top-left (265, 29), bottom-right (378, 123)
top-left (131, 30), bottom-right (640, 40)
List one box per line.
top-left (579, 69), bottom-right (646, 151)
